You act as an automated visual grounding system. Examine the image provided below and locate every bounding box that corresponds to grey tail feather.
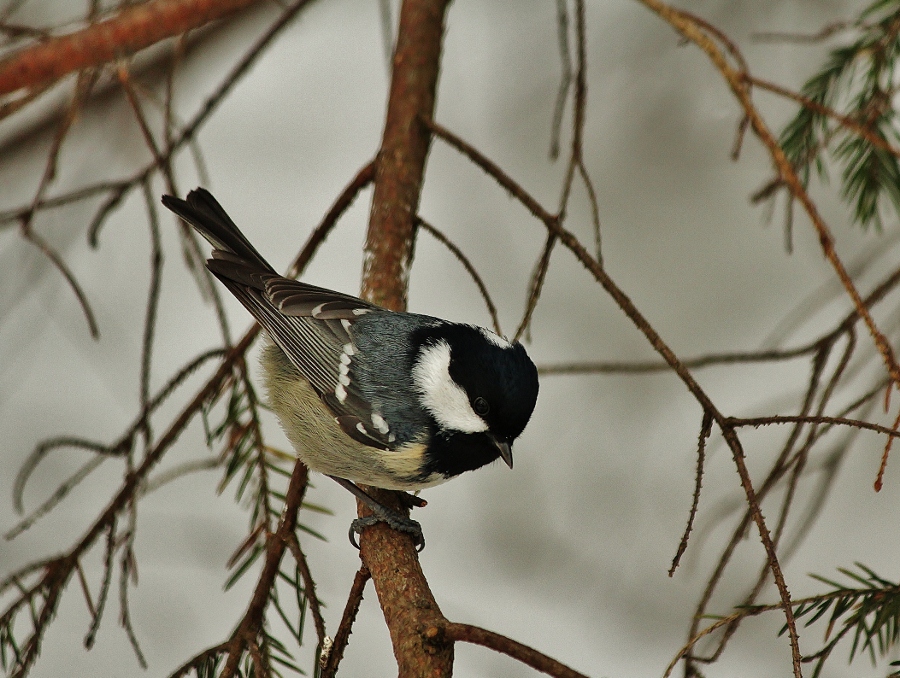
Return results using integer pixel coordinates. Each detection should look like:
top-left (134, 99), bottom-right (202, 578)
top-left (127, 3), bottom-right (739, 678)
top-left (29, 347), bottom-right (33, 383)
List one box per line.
top-left (161, 188), bottom-right (276, 275)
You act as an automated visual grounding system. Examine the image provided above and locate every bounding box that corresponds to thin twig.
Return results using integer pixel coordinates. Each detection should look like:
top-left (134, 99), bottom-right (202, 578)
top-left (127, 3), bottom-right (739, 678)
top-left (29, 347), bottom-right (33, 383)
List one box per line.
top-left (83, 518), bottom-right (116, 650)
top-left (549, 0), bottom-right (571, 160)
top-left (728, 414), bottom-right (900, 440)
top-left (538, 345), bottom-right (815, 375)
top-left (753, 21), bottom-right (862, 44)
top-left (284, 531), bottom-right (326, 645)
top-left (669, 411), bottom-right (712, 576)
top-left (320, 566), bottom-right (370, 678)
top-left (442, 622), bottom-right (590, 678)
top-left (416, 216), bottom-right (502, 336)
top-left (18, 224), bottom-right (99, 338)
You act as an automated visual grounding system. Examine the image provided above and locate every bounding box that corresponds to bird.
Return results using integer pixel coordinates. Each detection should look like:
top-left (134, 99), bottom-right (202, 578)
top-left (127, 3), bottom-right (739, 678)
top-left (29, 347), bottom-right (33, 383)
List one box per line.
top-left (162, 188), bottom-right (539, 549)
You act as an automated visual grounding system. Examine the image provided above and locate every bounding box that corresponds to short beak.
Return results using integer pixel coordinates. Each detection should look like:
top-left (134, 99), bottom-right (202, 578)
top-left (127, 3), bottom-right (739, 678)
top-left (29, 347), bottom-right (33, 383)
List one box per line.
top-left (491, 436), bottom-right (514, 469)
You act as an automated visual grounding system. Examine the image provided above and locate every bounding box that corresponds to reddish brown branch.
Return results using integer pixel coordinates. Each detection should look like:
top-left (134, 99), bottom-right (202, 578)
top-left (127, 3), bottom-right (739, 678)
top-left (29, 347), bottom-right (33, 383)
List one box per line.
top-left (443, 622), bottom-right (590, 678)
top-left (361, 0), bottom-right (450, 311)
top-left (356, 0), bottom-right (453, 676)
top-left (0, 0), bottom-right (265, 96)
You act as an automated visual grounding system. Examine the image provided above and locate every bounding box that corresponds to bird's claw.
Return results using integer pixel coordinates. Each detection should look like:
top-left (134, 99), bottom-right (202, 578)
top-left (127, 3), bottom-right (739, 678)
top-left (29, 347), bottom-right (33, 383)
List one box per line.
top-left (349, 513), bottom-right (425, 551)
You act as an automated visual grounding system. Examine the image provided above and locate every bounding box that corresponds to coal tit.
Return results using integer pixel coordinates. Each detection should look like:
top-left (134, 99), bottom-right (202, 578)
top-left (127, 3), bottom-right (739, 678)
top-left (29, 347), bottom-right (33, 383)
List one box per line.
top-left (162, 189), bottom-right (539, 546)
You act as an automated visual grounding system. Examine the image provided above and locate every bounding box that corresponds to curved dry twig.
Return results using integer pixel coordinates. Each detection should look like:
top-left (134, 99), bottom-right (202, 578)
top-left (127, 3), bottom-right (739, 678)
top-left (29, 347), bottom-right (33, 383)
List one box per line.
top-left (669, 411), bottom-right (712, 576)
top-left (19, 225), bottom-right (100, 339)
top-left (416, 215), bottom-right (503, 336)
top-left (442, 622), bottom-right (590, 678)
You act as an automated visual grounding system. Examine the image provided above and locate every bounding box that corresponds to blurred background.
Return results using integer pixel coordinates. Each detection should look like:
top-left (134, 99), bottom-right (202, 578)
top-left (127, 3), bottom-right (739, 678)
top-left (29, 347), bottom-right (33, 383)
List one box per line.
top-left (3, 0), bottom-right (899, 676)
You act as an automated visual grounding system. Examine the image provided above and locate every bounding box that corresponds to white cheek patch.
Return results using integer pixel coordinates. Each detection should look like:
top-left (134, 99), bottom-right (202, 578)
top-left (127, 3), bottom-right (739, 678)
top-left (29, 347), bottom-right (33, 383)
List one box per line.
top-left (412, 340), bottom-right (487, 434)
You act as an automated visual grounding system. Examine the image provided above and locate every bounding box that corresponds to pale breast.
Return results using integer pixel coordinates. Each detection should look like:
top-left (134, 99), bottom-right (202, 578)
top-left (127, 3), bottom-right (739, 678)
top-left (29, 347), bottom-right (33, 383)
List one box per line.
top-left (260, 343), bottom-right (446, 490)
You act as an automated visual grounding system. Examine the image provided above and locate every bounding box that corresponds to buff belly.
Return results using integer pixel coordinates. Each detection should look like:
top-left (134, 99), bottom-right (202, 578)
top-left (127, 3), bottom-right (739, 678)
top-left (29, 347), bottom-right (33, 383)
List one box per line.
top-left (260, 343), bottom-right (445, 490)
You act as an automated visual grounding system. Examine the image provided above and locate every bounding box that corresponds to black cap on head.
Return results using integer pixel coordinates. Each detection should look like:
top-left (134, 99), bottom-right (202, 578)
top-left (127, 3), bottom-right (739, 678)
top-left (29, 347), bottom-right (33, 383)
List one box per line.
top-left (442, 325), bottom-right (539, 443)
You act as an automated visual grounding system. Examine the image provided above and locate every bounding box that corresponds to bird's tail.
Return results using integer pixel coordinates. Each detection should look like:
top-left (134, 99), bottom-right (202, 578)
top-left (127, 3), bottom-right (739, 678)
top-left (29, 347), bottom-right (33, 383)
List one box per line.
top-left (161, 188), bottom-right (276, 275)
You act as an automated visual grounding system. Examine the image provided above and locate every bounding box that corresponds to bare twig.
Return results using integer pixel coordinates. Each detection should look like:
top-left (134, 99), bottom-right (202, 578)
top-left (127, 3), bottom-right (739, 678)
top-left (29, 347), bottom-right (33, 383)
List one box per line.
top-left (549, 0), bottom-right (572, 160)
top-left (538, 345), bottom-right (813, 375)
top-left (728, 414), bottom-right (900, 440)
top-left (669, 411), bottom-right (712, 576)
top-left (442, 622), bottom-right (590, 678)
top-left (320, 566), bottom-right (370, 678)
top-left (416, 215), bottom-right (503, 336)
top-left (753, 21), bottom-right (862, 44)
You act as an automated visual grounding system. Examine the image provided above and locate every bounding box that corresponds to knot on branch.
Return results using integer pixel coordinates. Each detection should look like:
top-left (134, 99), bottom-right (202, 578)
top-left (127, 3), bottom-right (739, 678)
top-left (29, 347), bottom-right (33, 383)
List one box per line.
top-left (419, 622), bottom-right (449, 654)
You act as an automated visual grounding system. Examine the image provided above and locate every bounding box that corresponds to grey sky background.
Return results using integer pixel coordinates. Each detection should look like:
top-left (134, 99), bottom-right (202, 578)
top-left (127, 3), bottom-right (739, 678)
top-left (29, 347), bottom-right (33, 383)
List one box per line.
top-left (3, 1), bottom-right (899, 676)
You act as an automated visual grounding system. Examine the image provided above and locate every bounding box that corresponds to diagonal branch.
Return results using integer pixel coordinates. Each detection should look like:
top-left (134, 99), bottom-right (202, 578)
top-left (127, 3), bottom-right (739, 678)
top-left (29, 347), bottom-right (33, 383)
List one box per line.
top-left (427, 115), bottom-right (802, 678)
top-left (443, 622), bottom-right (589, 678)
top-left (636, 0), bottom-right (900, 396)
top-left (0, 0), bottom-right (268, 96)
top-left (320, 565), bottom-right (370, 678)
top-left (219, 461), bottom-right (309, 678)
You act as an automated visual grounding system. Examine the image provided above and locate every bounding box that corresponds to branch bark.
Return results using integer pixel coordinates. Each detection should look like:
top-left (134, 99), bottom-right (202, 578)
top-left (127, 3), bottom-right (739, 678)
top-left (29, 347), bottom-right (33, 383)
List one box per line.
top-left (356, 0), bottom-right (452, 675)
top-left (0, 0), bottom-right (266, 96)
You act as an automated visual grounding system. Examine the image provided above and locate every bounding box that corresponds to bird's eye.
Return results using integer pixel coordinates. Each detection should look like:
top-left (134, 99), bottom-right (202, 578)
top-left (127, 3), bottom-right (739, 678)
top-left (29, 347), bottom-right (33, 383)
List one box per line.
top-left (473, 397), bottom-right (490, 416)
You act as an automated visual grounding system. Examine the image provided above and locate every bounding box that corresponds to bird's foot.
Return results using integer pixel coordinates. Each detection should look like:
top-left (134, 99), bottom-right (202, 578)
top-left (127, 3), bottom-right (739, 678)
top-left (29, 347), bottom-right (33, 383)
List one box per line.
top-left (349, 512), bottom-right (424, 551)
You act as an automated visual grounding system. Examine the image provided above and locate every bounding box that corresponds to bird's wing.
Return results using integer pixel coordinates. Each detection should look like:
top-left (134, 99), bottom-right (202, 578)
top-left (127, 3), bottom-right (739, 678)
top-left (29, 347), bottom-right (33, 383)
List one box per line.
top-left (208, 258), bottom-right (394, 450)
top-left (163, 189), bottom-right (393, 450)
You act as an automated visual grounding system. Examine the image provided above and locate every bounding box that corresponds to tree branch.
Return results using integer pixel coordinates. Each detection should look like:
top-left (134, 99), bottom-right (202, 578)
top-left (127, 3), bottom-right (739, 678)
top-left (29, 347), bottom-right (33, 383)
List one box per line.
top-left (219, 461), bottom-right (309, 678)
top-left (355, 0), bottom-right (453, 675)
top-left (426, 114), bottom-right (802, 678)
top-left (0, 0), bottom-right (267, 96)
top-left (636, 0), bottom-right (900, 395)
top-left (443, 622), bottom-right (589, 678)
